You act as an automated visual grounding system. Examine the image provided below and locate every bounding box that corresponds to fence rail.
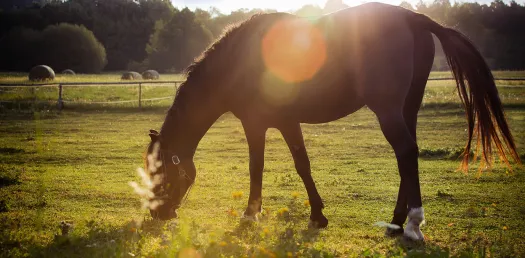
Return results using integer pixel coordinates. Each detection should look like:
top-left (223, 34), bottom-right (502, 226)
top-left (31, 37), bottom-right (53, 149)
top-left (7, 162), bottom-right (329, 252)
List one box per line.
top-left (0, 78), bottom-right (524, 110)
top-left (1, 77), bottom-right (525, 88)
top-left (0, 80), bottom-right (185, 87)
top-left (428, 78), bottom-right (525, 81)
top-left (0, 80), bottom-right (184, 110)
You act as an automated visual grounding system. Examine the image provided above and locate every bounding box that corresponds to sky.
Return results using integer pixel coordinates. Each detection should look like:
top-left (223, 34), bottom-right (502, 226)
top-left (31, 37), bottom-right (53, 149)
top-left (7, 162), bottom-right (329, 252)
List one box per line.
top-left (171, 0), bottom-right (524, 13)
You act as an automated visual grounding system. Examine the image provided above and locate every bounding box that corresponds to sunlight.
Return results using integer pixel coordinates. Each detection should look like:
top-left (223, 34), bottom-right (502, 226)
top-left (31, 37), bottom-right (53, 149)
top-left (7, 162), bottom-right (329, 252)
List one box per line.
top-left (261, 18), bottom-right (326, 83)
top-left (172, 0), bottom-right (394, 14)
top-left (260, 70), bottom-right (301, 106)
top-left (219, 0), bottom-right (329, 12)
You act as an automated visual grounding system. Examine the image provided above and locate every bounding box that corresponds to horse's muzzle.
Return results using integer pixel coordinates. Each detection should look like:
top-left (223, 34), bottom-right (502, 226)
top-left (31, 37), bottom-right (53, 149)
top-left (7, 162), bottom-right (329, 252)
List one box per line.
top-left (150, 206), bottom-right (178, 220)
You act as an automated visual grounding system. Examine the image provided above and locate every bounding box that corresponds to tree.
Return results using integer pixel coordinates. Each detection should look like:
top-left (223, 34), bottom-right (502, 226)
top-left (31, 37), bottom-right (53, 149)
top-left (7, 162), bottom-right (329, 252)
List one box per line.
top-left (145, 8), bottom-right (213, 72)
top-left (90, 0), bottom-right (154, 70)
top-left (0, 26), bottom-right (41, 71)
top-left (414, 0), bottom-right (525, 70)
top-left (0, 0), bottom-right (52, 10)
top-left (0, 23), bottom-right (107, 73)
top-left (323, 0), bottom-right (348, 14)
top-left (295, 4), bottom-right (323, 17)
top-left (40, 23), bottom-right (107, 73)
top-left (399, 1), bottom-right (415, 10)
top-left (2, 0), bottom-right (525, 71)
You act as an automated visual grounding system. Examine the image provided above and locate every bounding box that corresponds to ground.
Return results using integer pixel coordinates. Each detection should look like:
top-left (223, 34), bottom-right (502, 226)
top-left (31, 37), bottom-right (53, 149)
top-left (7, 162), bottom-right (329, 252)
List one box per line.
top-left (0, 72), bottom-right (524, 257)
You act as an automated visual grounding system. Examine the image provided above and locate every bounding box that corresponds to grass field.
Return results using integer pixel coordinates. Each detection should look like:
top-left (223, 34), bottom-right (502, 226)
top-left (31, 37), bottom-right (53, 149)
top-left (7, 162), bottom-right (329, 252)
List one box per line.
top-left (0, 71), bottom-right (524, 108)
top-left (1, 72), bottom-right (525, 257)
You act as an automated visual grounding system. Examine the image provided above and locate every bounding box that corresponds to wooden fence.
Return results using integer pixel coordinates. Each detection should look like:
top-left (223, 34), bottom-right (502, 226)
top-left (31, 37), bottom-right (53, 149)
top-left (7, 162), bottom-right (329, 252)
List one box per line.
top-left (0, 80), bottom-right (184, 110)
top-left (0, 78), bottom-right (523, 110)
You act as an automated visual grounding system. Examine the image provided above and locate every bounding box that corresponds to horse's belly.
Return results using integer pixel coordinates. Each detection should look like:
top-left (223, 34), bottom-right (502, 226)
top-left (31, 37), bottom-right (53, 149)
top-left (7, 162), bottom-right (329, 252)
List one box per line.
top-left (289, 89), bottom-right (365, 123)
top-left (235, 81), bottom-right (365, 125)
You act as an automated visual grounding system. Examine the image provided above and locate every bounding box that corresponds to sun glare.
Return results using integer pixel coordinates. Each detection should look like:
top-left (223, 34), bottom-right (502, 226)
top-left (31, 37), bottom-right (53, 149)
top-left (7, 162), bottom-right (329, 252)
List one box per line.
top-left (172, 0), bottom-right (368, 14)
top-left (261, 18), bottom-right (326, 83)
top-left (218, 0), bottom-right (331, 12)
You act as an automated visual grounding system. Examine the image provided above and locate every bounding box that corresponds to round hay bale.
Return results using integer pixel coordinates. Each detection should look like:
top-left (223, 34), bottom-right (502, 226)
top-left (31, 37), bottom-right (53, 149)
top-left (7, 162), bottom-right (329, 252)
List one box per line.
top-left (61, 69), bottom-right (75, 75)
top-left (142, 70), bottom-right (160, 80)
top-left (29, 65), bottom-right (55, 81)
top-left (121, 71), bottom-right (142, 80)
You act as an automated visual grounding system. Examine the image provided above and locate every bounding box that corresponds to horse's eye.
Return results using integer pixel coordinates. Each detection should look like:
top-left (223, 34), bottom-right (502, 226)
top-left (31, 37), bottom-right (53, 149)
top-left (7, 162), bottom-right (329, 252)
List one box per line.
top-left (172, 155), bottom-right (181, 165)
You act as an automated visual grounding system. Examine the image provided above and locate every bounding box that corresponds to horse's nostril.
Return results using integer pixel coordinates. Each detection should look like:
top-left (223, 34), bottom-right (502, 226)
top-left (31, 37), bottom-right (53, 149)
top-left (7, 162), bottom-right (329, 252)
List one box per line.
top-left (150, 209), bottom-right (160, 219)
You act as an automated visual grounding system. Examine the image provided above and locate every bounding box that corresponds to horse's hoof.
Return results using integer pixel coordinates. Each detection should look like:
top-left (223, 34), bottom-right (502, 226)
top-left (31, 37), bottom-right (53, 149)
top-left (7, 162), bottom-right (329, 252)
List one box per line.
top-left (385, 227), bottom-right (404, 237)
top-left (308, 215), bottom-right (328, 228)
top-left (240, 212), bottom-right (258, 222)
top-left (404, 207), bottom-right (425, 241)
top-left (404, 225), bottom-right (424, 242)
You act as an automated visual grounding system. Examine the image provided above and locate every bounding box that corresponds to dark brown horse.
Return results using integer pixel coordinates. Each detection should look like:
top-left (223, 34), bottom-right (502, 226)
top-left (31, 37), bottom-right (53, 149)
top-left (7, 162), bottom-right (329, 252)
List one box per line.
top-left (145, 3), bottom-right (520, 241)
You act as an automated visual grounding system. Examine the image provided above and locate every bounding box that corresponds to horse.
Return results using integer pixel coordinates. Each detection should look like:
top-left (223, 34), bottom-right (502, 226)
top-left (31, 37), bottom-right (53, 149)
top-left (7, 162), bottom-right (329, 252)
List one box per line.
top-left (144, 2), bottom-right (520, 241)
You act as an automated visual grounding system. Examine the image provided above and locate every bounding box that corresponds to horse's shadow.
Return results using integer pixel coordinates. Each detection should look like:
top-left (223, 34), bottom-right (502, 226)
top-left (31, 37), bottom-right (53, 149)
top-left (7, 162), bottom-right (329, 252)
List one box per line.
top-left (381, 235), bottom-right (453, 257)
top-left (220, 222), bottom-right (451, 257)
top-left (233, 219), bottom-right (321, 244)
top-left (30, 218), bottom-right (299, 257)
top-left (198, 218), bottom-right (333, 257)
top-left (30, 218), bottom-right (453, 257)
top-left (29, 218), bottom-right (167, 257)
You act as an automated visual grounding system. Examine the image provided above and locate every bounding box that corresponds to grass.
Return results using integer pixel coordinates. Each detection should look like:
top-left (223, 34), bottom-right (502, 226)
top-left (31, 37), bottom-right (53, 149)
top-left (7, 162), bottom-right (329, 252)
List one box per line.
top-left (1, 72), bottom-right (524, 110)
top-left (427, 70), bottom-right (525, 79)
top-left (0, 73), bottom-right (184, 110)
top-left (0, 72), bottom-right (525, 257)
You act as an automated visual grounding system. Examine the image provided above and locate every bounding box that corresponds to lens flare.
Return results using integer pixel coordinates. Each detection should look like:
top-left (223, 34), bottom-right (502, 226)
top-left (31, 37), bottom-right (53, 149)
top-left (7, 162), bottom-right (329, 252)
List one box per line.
top-left (262, 18), bottom-right (326, 83)
top-left (260, 70), bottom-right (300, 106)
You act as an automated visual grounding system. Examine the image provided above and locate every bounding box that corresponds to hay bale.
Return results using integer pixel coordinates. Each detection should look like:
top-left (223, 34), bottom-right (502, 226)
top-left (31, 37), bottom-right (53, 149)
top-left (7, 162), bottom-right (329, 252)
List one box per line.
top-left (121, 71), bottom-right (142, 80)
top-left (142, 70), bottom-right (160, 80)
top-left (29, 65), bottom-right (55, 81)
top-left (61, 69), bottom-right (75, 75)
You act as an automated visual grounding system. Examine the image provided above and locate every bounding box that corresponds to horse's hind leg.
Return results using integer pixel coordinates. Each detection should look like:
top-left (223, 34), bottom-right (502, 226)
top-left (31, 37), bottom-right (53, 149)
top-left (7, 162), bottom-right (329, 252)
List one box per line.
top-left (370, 108), bottom-right (424, 241)
top-left (388, 31), bottom-right (435, 237)
top-left (279, 123), bottom-right (328, 228)
top-left (241, 121), bottom-right (268, 221)
top-left (365, 52), bottom-right (425, 240)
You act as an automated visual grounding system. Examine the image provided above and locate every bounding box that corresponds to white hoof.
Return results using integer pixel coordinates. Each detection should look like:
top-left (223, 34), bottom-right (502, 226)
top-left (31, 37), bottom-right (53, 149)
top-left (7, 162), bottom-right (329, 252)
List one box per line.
top-left (404, 207), bottom-right (425, 241)
top-left (240, 212), bottom-right (258, 222)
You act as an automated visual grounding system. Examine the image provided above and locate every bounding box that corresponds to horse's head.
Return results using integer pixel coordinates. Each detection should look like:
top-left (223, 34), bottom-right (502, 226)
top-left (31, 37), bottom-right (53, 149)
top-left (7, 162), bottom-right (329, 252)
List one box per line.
top-left (145, 129), bottom-right (196, 220)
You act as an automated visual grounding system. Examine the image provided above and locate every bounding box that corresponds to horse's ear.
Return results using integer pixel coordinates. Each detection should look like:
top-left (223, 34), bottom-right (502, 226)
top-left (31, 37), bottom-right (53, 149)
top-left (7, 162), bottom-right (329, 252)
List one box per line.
top-left (149, 133), bottom-right (158, 142)
top-left (149, 129), bottom-right (159, 141)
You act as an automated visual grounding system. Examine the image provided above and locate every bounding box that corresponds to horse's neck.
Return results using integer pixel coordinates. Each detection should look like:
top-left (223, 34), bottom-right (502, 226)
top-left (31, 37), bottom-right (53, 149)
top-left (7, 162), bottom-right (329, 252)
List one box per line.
top-left (161, 81), bottom-right (225, 158)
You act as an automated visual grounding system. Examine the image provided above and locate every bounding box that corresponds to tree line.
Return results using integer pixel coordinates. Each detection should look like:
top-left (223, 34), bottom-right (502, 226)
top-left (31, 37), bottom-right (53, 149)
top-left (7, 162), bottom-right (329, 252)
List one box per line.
top-left (0, 0), bottom-right (524, 73)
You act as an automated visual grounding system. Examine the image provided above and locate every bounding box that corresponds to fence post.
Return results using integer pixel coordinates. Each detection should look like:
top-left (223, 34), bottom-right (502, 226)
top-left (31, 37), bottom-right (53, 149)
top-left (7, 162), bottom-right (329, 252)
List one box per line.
top-left (31, 87), bottom-right (36, 109)
top-left (57, 84), bottom-right (64, 111)
top-left (138, 83), bottom-right (142, 108)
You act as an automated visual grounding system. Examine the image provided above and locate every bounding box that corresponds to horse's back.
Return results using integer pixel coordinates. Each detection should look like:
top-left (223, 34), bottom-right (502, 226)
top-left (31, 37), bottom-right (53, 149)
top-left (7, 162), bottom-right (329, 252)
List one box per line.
top-left (230, 3), bottom-right (428, 124)
top-left (302, 3), bottom-right (419, 116)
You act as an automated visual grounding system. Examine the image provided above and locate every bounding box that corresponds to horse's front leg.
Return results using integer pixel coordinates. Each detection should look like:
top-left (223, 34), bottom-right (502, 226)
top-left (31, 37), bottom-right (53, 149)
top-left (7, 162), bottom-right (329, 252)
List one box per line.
top-left (279, 123), bottom-right (328, 228)
top-left (241, 122), bottom-right (267, 221)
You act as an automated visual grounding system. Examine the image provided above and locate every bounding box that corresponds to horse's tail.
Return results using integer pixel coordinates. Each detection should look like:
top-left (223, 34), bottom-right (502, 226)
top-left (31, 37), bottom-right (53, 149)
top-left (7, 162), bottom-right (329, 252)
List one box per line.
top-left (408, 12), bottom-right (521, 172)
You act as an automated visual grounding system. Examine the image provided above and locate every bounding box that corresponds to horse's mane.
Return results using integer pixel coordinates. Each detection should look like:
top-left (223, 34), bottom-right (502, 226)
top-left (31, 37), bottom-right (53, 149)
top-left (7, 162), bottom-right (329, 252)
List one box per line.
top-left (184, 13), bottom-right (266, 78)
top-left (169, 12), bottom-right (292, 112)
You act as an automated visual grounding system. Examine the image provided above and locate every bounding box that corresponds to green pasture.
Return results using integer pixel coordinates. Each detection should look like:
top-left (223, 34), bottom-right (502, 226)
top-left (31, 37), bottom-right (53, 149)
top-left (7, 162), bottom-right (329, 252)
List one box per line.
top-left (0, 73), bottom-right (185, 109)
top-left (0, 71), bottom-right (524, 110)
top-left (0, 72), bottom-right (525, 257)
